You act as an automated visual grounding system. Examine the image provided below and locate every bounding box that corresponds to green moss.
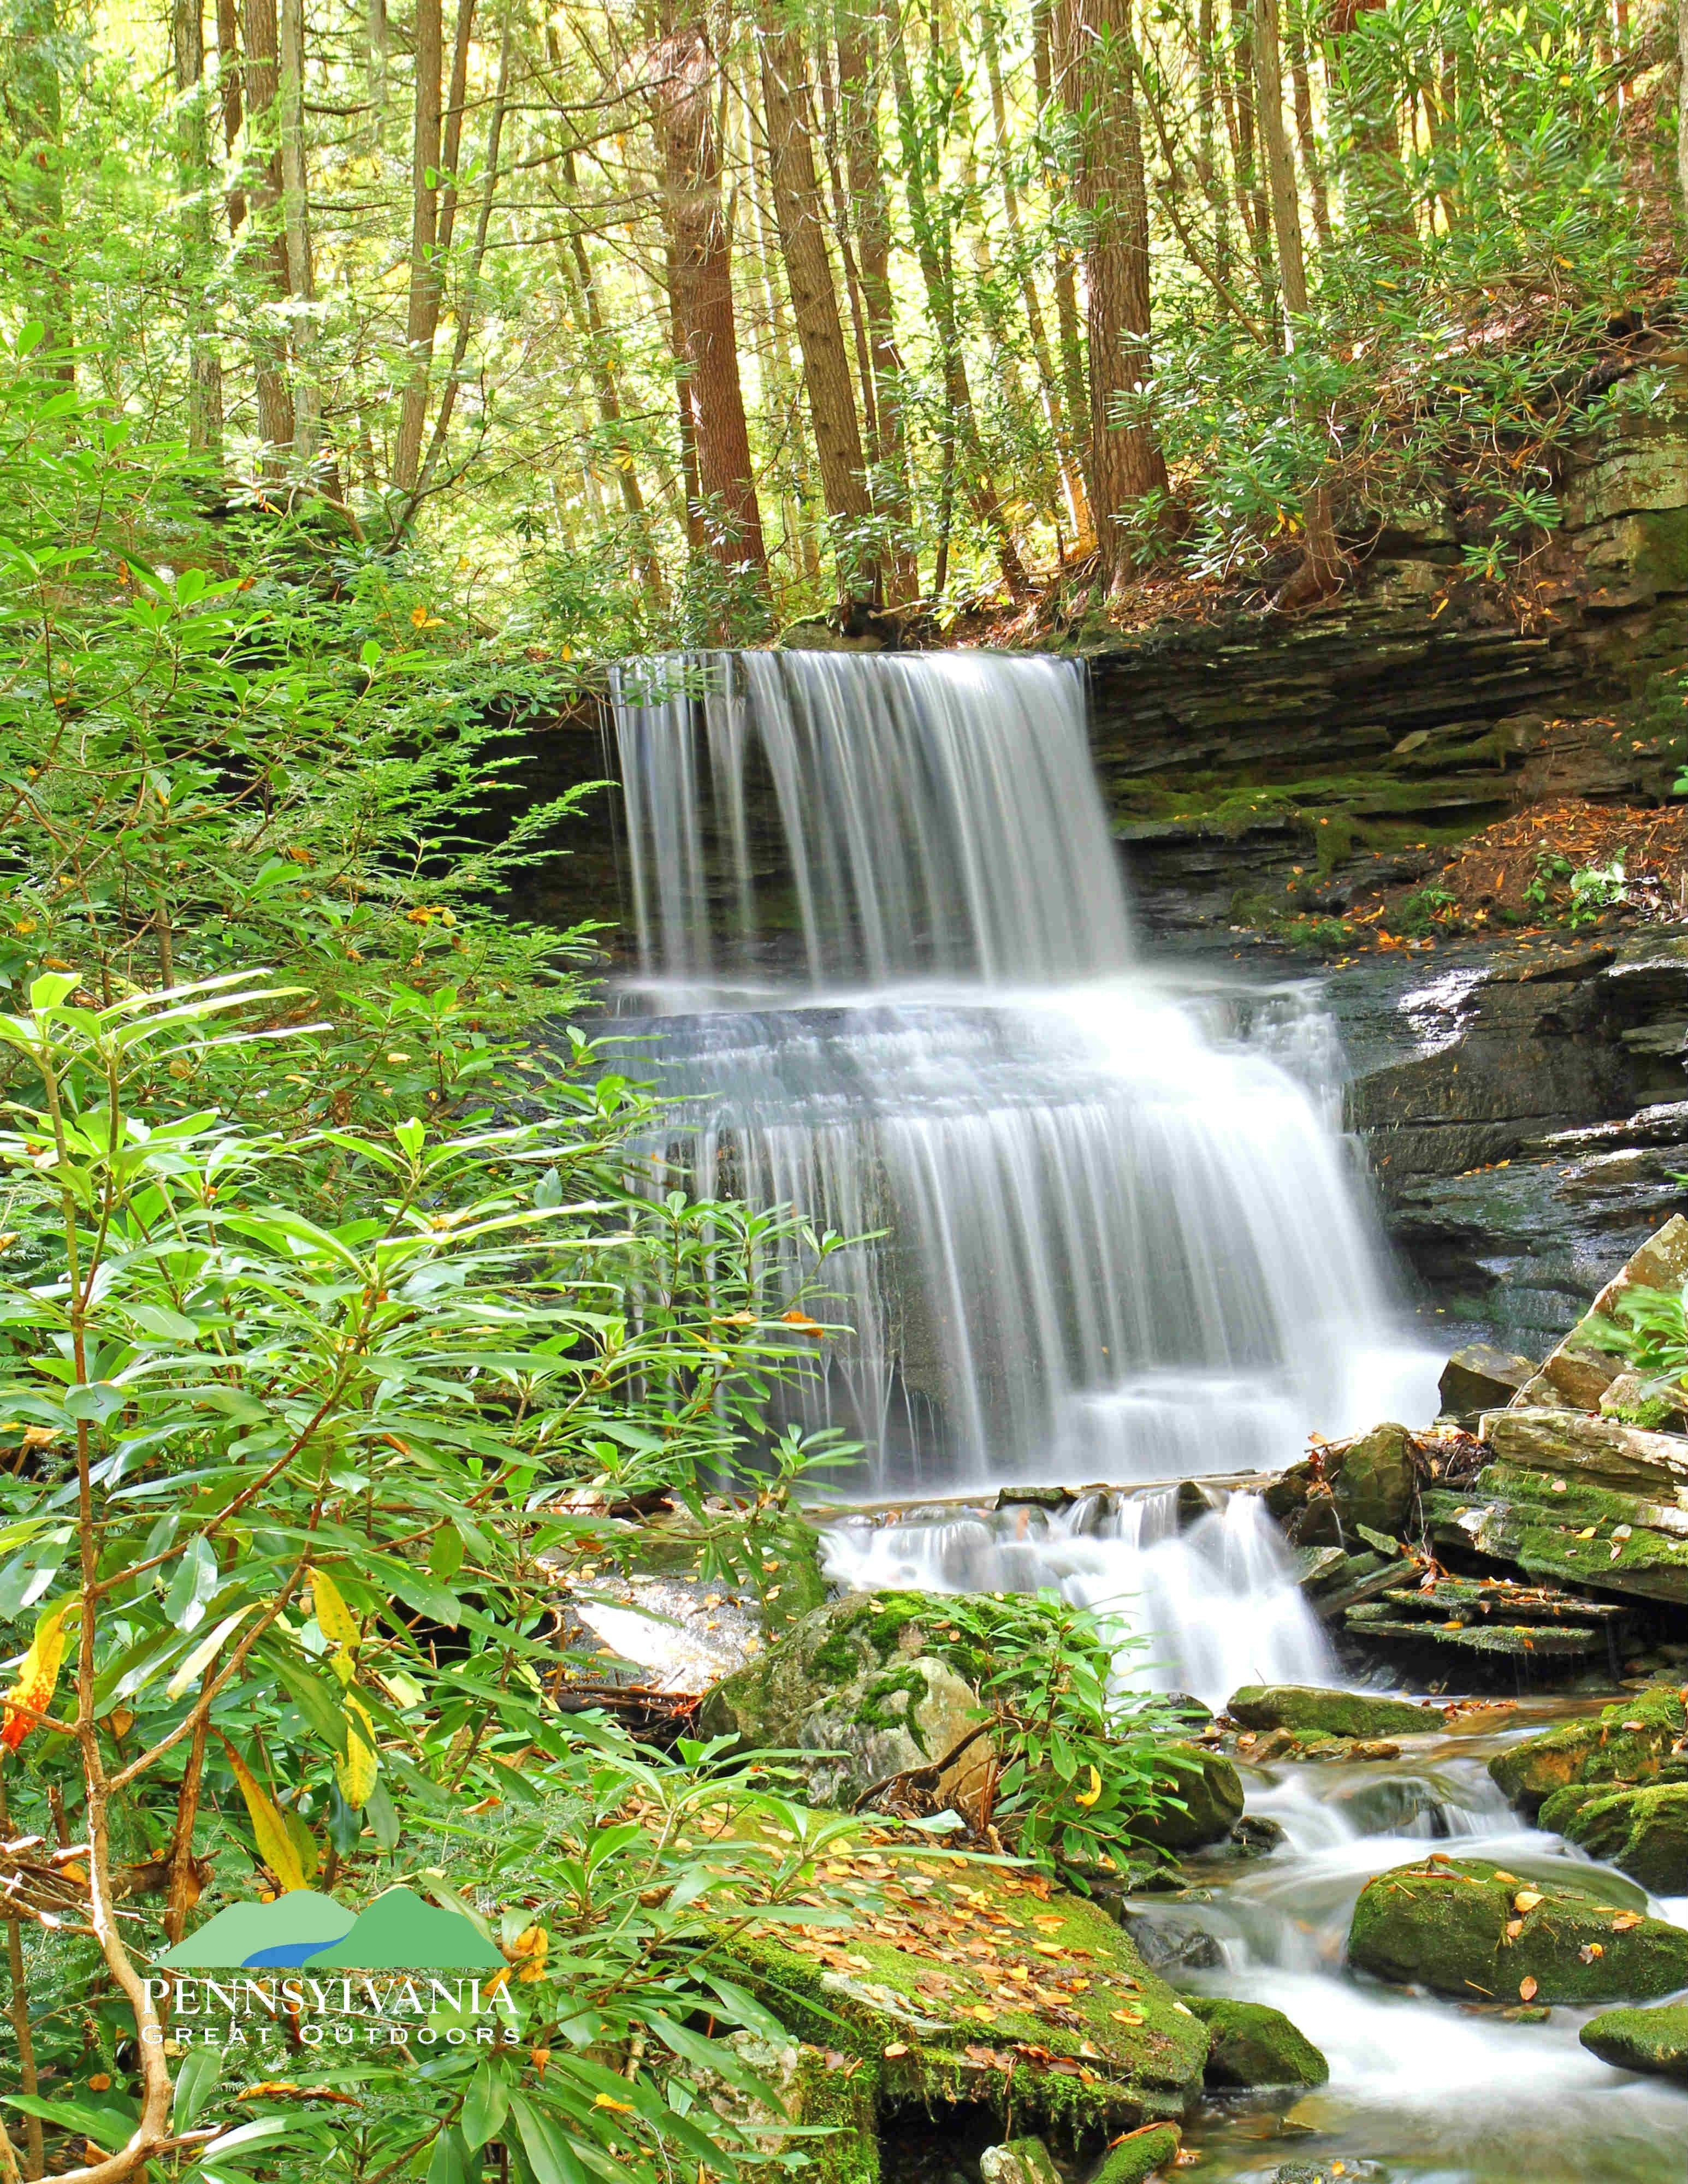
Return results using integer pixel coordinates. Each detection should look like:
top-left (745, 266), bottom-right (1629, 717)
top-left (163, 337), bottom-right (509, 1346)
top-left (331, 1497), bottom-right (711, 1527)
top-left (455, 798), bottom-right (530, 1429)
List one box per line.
top-left (1091, 2126), bottom-right (1183, 2184)
top-left (1489, 1686), bottom-right (1688, 1812)
top-left (1348, 1855), bottom-right (1684, 2003)
top-left (854, 1667), bottom-right (931, 1743)
top-left (807, 1594), bottom-right (930, 1685)
top-left (1129, 1744), bottom-right (1244, 1851)
top-left (1581, 2002), bottom-right (1688, 2081)
top-left (789, 2044), bottom-right (881, 2184)
top-left (1228, 1687), bottom-right (1437, 1740)
top-left (1546, 1782), bottom-right (1688, 1893)
top-left (1184, 1998), bottom-right (1328, 2090)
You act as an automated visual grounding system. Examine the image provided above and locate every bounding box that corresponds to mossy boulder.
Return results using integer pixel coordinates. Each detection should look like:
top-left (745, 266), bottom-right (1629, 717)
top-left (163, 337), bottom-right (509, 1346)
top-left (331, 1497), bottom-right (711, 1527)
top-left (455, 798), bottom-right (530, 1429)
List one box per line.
top-left (1580, 2003), bottom-right (1688, 2080)
top-left (721, 1857), bottom-right (1209, 2139)
top-left (1347, 1854), bottom-right (1688, 2003)
top-left (1331, 1422), bottom-right (1418, 1535)
top-left (1540, 1781), bottom-right (1688, 1892)
top-left (1184, 1997), bottom-right (1328, 2089)
top-left (1090, 2124), bottom-right (1183, 2183)
top-left (1130, 1743), bottom-right (1245, 1851)
top-left (981, 2141), bottom-right (1064, 2184)
top-left (1228, 1686), bottom-right (1440, 1740)
top-left (1488, 1685), bottom-right (1688, 1814)
top-left (697, 1592), bottom-right (992, 1808)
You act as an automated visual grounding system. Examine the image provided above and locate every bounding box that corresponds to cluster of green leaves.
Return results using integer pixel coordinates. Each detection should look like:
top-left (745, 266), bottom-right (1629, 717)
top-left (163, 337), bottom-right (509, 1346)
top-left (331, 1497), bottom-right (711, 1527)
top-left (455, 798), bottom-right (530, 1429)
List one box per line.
top-left (1586, 1284), bottom-right (1688, 1395)
top-left (1146, 0), bottom-right (1653, 588)
top-left (0, 969), bottom-right (863, 2181)
top-left (929, 1591), bottom-right (1189, 1881)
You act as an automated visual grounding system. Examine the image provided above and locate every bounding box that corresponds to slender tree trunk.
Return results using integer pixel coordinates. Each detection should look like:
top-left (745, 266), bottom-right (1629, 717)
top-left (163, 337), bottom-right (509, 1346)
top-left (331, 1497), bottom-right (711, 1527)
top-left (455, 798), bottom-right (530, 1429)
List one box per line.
top-left (837, 8), bottom-right (920, 600)
top-left (814, 41), bottom-right (878, 457)
top-left (215, 0), bottom-right (248, 232)
top-left (1287, 0), bottom-right (1331, 247)
top-left (1228, 0), bottom-right (1280, 332)
top-left (367, 0), bottom-right (388, 142)
top-left (662, 245), bottom-right (706, 552)
top-left (887, 8), bottom-right (1029, 595)
top-left (392, 0), bottom-right (443, 489)
top-left (1035, 0), bottom-right (1091, 518)
top-left (1196, 0), bottom-right (1234, 286)
top-left (173, 0), bottom-right (224, 455)
top-left (1063, 0), bottom-right (1166, 591)
top-left (749, 157), bottom-right (824, 587)
top-left (1678, 0), bottom-right (1688, 218)
top-left (649, 10), bottom-right (771, 600)
top-left (277, 0), bottom-right (323, 466)
top-left (980, 0), bottom-right (1091, 547)
top-left (757, 13), bottom-right (875, 601)
top-left (1253, 0), bottom-right (1306, 327)
top-left (240, 0), bottom-right (297, 465)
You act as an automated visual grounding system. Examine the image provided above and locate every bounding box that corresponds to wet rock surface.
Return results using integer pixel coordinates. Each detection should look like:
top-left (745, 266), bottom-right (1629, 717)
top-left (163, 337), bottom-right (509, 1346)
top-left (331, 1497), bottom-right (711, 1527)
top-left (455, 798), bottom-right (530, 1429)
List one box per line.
top-left (1227, 1686), bottom-right (1442, 1741)
top-left (1184, 1997), bottom-right (1328, 2090)
top-left (1580, 2002), bottom-right (1688, 2081)
top-left (1540, 1780), bottom-right (1688, 1891)
top-left (1488, 1684), bottom-right (1688, 1812)
top-left (1347, 1853), bottom-right (1687, 2002)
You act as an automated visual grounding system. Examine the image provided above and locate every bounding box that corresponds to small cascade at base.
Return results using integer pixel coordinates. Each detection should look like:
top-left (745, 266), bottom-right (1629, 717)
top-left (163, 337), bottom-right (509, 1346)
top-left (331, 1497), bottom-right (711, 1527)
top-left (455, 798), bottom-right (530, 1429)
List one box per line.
top-left (820, 1486), bottom-right (1334, 1708)
top-left (607, 649), bottom-right (1438, 1495)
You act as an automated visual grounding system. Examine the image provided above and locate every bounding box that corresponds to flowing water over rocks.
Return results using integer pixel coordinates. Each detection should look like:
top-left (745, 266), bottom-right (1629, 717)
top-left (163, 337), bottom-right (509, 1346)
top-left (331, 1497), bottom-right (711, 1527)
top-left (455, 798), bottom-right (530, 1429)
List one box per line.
top-left (607, 650), bottom-right (1436, 1491)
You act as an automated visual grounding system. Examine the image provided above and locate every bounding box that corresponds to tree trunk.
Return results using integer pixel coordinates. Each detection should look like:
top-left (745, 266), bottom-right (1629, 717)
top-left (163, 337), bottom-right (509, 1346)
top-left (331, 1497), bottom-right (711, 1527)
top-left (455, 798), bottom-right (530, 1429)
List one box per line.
top-left (1678, 0), bottom-right (1688, 218)
top-left (649, 13), bottom-right (771, 598)
top-left (837, 9), bottom-right (920, 600)
top-left (1287, 0), bottom-right (1331, 247)
top-left (173, 0), bottom-right (224, 454)
top-left (277, 0), bottom-right (323, 466)
top-left (392, 0), bottom-right (443, 490)
top-left (980, 0), bottom-right (1091, 548)
top-left (1228, 0), bottom-right (1280, 332)
top-left (886, 8), bottom-right (1029, 595)
top-left (1196, 0), bottom-right (1234, 285)
top-left (1035, 0), bottom-right (1091, 519)
top-left (757, 14), bottom-right (874, 601)
top-left (215, 0), bottom-right (247, 232)
top-left (1063, 0), bottom-right (1166, 591)
top-left (1252, 0), bottom-right (1306, 327)
top-left (239, 0), bottom-right (297, 465)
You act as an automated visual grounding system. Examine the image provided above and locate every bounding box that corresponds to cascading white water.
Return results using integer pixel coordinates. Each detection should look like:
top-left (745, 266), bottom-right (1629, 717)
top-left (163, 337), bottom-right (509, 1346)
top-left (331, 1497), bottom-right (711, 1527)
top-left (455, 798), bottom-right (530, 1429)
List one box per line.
top-left (820, 1486), bottom-right (1335, 1708)
top-left (608, 648), bottom-right (1436, 1490)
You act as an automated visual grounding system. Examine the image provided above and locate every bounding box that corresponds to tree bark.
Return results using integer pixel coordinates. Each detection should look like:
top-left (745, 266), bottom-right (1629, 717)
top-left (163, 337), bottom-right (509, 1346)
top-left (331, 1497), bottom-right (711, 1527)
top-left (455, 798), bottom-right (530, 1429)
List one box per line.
top-left (173, 0), bottom-right (223, 455)
top-left (239, 0), bottom-right (297, 466)
top-left (837, 8), bottom-right (920, 600)
top-left (1678, 0), bottom-right (1688, 219)
top-left (277, 0), bottom-right (323, 466)
top-left (1287, 0), bottom-right (1331, 247)
top-left (649, 11), bottom-right (771, 598)
top-left (1228, 0), bottom-right (1280, 331)
top-left (1063, 0), bottom-right (1166, 591)
top-left (1252, 0), bottom-right (1307, 326)
top-left (757, 12), bottom-right (875, 601)
top-left (215, 0), bottom-right (247, 232)
top-left (1034, 0), bottom-right (1091, 521)
top-left (392, 0), bottom-right (443, 490)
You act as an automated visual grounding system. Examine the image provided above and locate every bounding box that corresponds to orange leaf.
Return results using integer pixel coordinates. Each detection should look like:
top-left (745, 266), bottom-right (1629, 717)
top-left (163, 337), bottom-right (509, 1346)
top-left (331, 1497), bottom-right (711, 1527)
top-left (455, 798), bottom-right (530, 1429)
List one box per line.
top-left (1, 1600), bottom-right (74, 1751)
top-left (1519, 1975), bottom-right (1538, 2002)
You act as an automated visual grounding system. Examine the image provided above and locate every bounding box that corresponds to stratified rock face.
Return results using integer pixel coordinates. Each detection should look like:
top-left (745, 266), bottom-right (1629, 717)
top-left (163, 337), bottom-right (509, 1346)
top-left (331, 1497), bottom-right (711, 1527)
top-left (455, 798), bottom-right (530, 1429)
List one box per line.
top-left (1184, 1997), bottom-right (1328, 2090)
top-left (1581, 2003), bottom-right (1688, 2081)
top-left (1347, 1855), bottom-right (1688, 2003)
top-left (1227, 1686), bottom-right (1441, 1740)
top-left (1514, 1212), bottom-right (1688, 1410)
top-left (1489, 1686), bottom-right (1688, 1813)
top-left (1541, 1782), bottom-right (1688, 1894)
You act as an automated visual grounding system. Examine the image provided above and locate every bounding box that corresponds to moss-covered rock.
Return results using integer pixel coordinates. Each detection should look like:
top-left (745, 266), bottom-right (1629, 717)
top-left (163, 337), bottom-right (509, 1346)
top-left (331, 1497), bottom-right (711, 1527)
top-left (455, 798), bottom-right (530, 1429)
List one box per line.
top-left (1541, 1781), bottom-right (1688, 1892)
top-left (981, 2141), bottom-right (1064, 2184)
top-left (1089, 2124), bottom-right (1183, 2184)
top-left (697, 1593), bottom-right (993, 1808)
top-left (1130, 1744), bottom-right (1245, 1851)
top-left (1488, 1685), bottom-right (1688, 1814)
top-left (720, 1859), bottom-right (1209, 2140)
top-left (701, 2036), bottom-right (881, 2184)
top-left (1331, 1422), bottom-right (1418, 1535)
top-left (1347, 1854), bottom-right (1688, 2003)
top-left (1580, 2003), bottom-right (1688, 2080)
top-left (1184, 1997), bottom-right (1328, 2089)
top-left (1227, 1686), bottom-right (1441, 1740)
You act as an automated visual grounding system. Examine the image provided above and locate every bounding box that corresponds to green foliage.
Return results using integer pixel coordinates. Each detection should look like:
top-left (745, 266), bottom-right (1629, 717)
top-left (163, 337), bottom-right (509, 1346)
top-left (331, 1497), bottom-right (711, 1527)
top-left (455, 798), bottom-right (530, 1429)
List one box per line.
top-left (1586, 1283), bottom-right (1688, 1394)
top-left (929, 1591), bottom-right (1187, 1879)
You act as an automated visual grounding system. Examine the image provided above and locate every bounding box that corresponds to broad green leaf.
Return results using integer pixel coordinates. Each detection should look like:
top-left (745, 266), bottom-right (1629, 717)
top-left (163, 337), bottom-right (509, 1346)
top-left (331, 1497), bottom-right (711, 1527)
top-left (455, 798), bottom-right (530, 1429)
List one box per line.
top-left (460, 2062), bottom-right (510, 2151)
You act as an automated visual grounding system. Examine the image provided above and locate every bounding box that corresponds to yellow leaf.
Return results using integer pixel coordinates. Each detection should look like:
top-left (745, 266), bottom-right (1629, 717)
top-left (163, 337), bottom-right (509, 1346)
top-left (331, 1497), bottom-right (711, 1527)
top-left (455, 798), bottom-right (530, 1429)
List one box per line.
top-left (1519, 1974), bottom-right (1538, 2002)
top-left (219, 1737), bottom-right (309, 1892)
top-left (883, 2041), bottom-right (908, 2058)
top-left (309, 1569), bottom-right (361, 1651)
top-left (411, 606), bottom-right (429, 627)
top-left (1074, 1765), bottom-right (1103, 1809)
top-left (1, 1599), bottom-right (75, 1750)
top-left (1512, 1890), bottom-right (1544, 1914)
top-left (335, 1695), bottom-right (379, 1808)
top-left (594, 2094), bottom-right (634, 2114)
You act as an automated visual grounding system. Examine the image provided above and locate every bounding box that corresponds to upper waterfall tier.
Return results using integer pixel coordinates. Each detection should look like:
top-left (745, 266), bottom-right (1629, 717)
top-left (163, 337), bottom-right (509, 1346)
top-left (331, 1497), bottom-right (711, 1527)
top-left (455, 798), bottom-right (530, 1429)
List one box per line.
top-left (609, 650), bottom-right (1130, 987)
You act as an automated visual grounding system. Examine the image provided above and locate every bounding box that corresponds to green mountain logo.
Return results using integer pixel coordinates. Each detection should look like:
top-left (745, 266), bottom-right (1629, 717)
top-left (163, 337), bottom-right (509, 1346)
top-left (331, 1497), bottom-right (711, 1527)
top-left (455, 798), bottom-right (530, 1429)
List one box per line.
top-left (157, 1886), bottom-right (504, 1971)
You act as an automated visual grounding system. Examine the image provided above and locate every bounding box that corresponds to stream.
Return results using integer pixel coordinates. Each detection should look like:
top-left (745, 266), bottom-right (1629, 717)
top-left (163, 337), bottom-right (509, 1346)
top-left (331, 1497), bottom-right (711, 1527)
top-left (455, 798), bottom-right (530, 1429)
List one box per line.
top-left (597, 649), bottom-right (1688, 2183)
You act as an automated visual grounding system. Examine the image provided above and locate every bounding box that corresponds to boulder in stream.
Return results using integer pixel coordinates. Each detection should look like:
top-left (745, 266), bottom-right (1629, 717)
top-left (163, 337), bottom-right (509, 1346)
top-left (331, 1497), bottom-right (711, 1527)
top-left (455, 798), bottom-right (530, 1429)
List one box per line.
top-left (1347, 1854), bottom-right (1688, 2003)
top-left (1330, 1422), bottom-right (1418, 1535)
top-left (1439, 1343), bottom-right (1537, 1420)
top-left (1088, 2124), bottom-right (1182, 2184)
top-left (1227, 1686), bottom-right (1441, 1740)
top-left (1488, 1683), bottom-right (1688, 1814)
top-left (1539, 1780), bottom-right (1688, 1892)
top-left (1184, 1996), bottom-right (1329, 2090)
top-left (1126, 1743), bottom-right (1245, 1850)
top-left (1580, 2002), bottom-right (1688, 2080)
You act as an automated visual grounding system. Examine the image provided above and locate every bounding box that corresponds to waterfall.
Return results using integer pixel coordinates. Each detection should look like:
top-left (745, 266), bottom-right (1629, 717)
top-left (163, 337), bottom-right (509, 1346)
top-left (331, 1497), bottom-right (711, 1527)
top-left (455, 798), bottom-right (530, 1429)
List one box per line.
top-left (607, 648), bottom-right (1435, 1492)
